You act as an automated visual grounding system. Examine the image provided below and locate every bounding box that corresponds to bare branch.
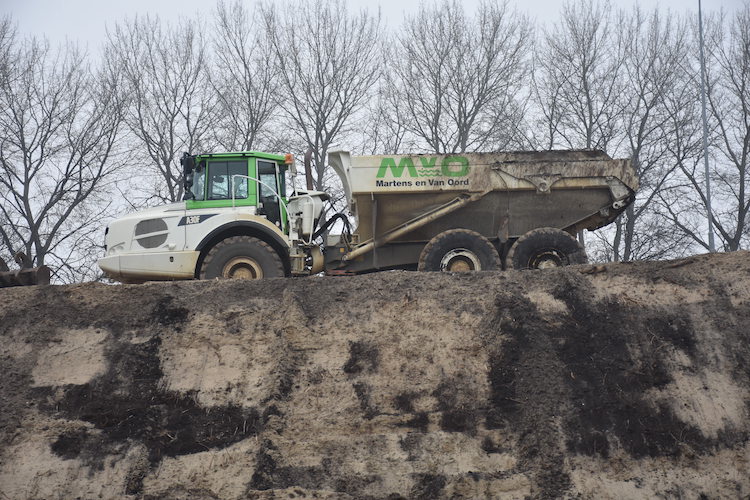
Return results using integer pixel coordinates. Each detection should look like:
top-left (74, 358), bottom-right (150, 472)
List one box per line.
top-left (0, 31), bottom-right (125, 281)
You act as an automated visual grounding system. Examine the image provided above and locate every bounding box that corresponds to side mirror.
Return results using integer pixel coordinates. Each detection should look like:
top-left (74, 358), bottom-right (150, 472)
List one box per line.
top-left (180, 152), bottom-right (195, 173)
top-left (181, 153), bottom-right (195, 185)
top-left (181, 152), bottom-right (197, 200)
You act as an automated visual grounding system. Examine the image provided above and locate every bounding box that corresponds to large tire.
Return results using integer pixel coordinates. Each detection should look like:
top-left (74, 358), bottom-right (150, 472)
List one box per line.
top-left (418, 229), bottom-right (501, 272)
top-left (506, 227), bottom-right (587, 270)
top-left (200, 235), bottom-right (284, 280)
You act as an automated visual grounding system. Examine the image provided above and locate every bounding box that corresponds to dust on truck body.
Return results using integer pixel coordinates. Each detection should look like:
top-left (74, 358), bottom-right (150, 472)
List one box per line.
top-left (326, 150), bottom-right (637, 273)
top-left (98, 149), bottom-right (638, 283)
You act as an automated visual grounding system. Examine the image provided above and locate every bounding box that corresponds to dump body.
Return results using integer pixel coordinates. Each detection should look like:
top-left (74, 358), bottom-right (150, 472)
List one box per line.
top-left (327, 150), bottom-right (637, 272)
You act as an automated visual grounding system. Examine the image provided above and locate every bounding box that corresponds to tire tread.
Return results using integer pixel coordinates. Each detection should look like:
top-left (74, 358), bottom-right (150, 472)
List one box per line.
top-left (200, 235), bottom-right (283, 279)
top-left (506, 227), bottom-right (587, 270)
top-left (418, 228), bottom-right (501, 272)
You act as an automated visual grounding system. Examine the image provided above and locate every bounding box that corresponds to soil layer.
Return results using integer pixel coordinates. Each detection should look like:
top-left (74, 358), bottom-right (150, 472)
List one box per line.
top-left (1, 252), bottom-right (749, 499)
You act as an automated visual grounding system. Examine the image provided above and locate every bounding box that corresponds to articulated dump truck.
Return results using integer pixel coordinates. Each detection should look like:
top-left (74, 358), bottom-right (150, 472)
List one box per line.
top-left (96, 149), bottom-right (637, 283)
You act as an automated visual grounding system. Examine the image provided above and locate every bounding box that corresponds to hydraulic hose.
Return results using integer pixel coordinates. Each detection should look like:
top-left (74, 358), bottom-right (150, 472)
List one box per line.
top-left (312, 213), bottom-right (352, 242)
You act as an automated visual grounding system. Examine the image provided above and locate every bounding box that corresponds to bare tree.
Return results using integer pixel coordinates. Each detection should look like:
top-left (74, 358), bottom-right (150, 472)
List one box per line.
top-left (390, 0), bottom-right (531, 154)
top-left (357, 74), bottom-right (413, 156)
top-left (534, 0), bottom-right (626, 151)
top-left (0, 16), bottom-right (18, 262)
top-left (530, 46), bottom-right (565, 150)
top-left (605, 8), bottom-right (691, 261)
top-left (261, 0), bottom-right (381, 195)
top-left (660, 7), bottom-right (750, 252)
top-left (211, 1), bottom-right (280, 152)
top-left (0, 16), bottom-right (14, 78)
top-left (106, 15), bottom-right (214, 204)
top-left (704, 6), bottom-right (750, 251)
top-left (0, 31), bottom-right (124, 281)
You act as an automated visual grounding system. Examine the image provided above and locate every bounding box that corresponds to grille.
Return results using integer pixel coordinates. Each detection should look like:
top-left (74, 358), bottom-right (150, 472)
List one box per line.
top-left (135, 218), bottom-right (168, 235)
top-left (135, 218), bottom-right (169, 248)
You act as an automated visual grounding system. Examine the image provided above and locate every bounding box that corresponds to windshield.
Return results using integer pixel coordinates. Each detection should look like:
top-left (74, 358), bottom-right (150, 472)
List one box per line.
top-left (192, 165), bottom-right (205, 201)
top-left (207, 160), bottom-right (248, 200)
top-left (186, 157), bottom-right (284, 202)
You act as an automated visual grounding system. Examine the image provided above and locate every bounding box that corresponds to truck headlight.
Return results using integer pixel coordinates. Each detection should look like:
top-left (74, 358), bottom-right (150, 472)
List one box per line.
top-left (107, 243), bottom-right (125, 256)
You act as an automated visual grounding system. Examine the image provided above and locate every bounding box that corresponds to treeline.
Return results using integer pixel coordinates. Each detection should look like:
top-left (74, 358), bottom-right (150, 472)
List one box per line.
top-left (0, 0), bottom-right (748, 282)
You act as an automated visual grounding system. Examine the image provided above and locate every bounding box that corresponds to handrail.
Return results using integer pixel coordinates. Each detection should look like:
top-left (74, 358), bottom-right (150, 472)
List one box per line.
top-left (231, 174), bottom-right (288, 228)
top-left (342, 190), bottom-right (491, 262)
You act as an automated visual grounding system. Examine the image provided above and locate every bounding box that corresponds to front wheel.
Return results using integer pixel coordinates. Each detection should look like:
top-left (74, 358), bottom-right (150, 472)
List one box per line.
top-left (418, 229), bottom-right (501, 272)
top-left (200, 235), bottom-right (284, 280)
top-left (506, 227), bottom-right (587, 270)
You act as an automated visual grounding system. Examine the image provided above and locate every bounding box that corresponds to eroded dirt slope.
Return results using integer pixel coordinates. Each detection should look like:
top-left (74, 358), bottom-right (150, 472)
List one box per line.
top-left (1, 252), bottom-right (749, 499)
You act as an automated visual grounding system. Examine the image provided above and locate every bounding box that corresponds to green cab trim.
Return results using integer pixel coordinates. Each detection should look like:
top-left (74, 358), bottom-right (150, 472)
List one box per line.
top-left (186, 152), bottom-right (290, 234)
top-left (186, 199), bottom-right (256, 209)
top-left (195, 151), bottom-right (287, 162)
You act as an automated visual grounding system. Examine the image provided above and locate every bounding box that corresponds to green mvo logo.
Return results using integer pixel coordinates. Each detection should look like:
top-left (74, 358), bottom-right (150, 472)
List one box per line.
top-left (376, 156), bottom-right (469, 178)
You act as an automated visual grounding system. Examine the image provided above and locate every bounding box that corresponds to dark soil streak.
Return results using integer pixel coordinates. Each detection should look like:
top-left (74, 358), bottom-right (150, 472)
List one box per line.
top-left (411, 473), bottom-right (447, 500)
top-left (343, 340), bottom-right (380, 375)
top-left (486, 290), bottom-right (572, 499)
top-left (551, 278), bottom-right (721, 459)
top-left (353, 381), bottom-right (378, 420)
top-left (434, 377), bottom-right (479, 436)
top-left (51, 428), bottom-right (89, 459)
top-left (38, 333), bottom-right (260, 473)
top-left (484, 269), bottom-right (749, 498)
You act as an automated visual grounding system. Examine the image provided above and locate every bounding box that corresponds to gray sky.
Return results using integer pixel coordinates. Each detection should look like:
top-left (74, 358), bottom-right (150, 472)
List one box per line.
top-left (2, 0), bottom-right (745, 52)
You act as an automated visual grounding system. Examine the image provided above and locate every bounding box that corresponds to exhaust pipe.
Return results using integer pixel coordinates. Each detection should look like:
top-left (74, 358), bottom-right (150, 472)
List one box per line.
top-left (304, 149), bottom-right (314, 191)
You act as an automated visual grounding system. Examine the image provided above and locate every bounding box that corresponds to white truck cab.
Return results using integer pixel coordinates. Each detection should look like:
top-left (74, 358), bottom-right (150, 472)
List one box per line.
top-left (99, 151), bottom-right (327, 283)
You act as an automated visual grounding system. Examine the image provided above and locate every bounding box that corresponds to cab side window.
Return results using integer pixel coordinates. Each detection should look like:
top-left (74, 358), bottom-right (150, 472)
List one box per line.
top-left (207, 160), bottom-right (248, 200)
top-left (257, 160), bottom-right (279, 201)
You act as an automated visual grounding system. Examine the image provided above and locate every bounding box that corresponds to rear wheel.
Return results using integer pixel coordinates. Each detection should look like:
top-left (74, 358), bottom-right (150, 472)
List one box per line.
top-left (200, 235), bottom-right (284, 280)
top-left (418, 229), bottom-right (501, 272)
top-left (506, 227), bottom-right (587, 270)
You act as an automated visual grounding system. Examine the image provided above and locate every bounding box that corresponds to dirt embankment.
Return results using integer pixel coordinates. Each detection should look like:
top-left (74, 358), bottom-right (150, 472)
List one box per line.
top-left (1, 252), bottom-right (749, 499)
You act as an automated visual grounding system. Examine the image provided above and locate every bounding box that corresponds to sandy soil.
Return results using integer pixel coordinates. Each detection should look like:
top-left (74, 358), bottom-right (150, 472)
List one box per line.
top-left (1, 252), bottom-right (749, 499)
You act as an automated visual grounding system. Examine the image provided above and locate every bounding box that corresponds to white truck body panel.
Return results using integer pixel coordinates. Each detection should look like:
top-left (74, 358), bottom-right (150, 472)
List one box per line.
top-left (101, 202), bottom-right (291, 282)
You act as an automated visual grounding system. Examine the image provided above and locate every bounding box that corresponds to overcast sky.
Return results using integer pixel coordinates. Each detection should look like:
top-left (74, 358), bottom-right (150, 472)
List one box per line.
top-left (2, 0), bottom-right (745, 52)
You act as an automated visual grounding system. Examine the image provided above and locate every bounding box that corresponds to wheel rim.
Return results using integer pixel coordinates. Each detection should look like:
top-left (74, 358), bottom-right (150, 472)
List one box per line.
top-left (440, 248), bottom-right (481, 272)
top-left (529, 249), bottom-right (567, 269)
top-left (222, 257), bottom-right (263, 279)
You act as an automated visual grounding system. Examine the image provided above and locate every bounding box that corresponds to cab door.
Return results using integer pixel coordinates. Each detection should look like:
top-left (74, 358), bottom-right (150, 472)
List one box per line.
top-left (257, 159), bottom-right (282, 228)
